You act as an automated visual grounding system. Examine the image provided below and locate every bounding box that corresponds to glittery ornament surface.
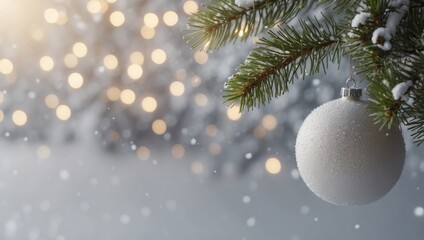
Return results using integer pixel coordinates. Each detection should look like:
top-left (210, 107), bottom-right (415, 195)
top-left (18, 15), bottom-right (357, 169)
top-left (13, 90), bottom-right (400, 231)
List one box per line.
top-left (296, 97), bottom-right (405, 206)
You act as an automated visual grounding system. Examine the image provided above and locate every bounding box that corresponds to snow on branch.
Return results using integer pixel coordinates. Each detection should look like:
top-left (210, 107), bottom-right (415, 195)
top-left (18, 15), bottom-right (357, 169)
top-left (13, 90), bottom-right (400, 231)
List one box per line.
top-left (392, 80), bottom-right (413, 100)
top-left (371, 0), bottom-right (410, 51)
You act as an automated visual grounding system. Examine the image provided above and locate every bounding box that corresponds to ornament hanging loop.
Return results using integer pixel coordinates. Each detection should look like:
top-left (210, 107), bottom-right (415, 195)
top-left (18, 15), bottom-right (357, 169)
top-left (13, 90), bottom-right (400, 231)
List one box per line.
top-left (346, 78), bottom-right (357, 88)
top-left (341, 78), bottom-right (362, 99)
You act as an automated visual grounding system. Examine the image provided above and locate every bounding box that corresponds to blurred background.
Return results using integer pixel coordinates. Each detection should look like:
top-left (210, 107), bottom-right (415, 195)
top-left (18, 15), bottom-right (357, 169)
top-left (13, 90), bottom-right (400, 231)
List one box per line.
top-left (0, 0), bottom-right (423, 239)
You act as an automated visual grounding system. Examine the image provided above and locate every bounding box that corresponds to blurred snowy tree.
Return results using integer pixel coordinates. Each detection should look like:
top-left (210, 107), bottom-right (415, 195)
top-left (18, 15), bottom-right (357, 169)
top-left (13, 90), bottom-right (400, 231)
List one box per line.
top-left (0, 0), bottom-right (330, 175)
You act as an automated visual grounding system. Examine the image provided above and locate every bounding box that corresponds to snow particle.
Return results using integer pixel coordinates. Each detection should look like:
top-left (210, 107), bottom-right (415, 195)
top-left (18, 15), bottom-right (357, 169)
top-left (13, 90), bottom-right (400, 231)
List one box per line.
top-left (300, 205), bottom-right (310, 215)
top-left (414, 206), bottom-right (424, 217)
top-left (245, 153), bottom-right (252, 159)
top-left (418, 161), bottom-right (424, 173)
top-left (242, 196), bottom-right (251, 204)
top-left (165, 200), bottom-right (177, 211)
top-left (59, 170), bottom-right (70, 181)
top-left (246, 217), bottom-right (256, 227)
top-left (291, 169), bottom-right (300, 180)
top-left (355, 224), bottom-right (360, 229)
top-left (314, 217), bottom-right (319, 222)
top-left (56, 235), bottom-right (66, 240)
top-left (141, 207), bottom-right (151, 217)
top-left (120, 214), bottom-right (131, 224)
top-left (40, 201), bottom-right (51, 211)
top-left (5, 220), bottom-right (18, 237)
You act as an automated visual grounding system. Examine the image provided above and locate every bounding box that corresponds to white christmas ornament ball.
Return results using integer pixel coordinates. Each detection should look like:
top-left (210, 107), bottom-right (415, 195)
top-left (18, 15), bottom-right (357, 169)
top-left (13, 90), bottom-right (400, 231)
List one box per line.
top-left (296, 94), bottom-right (405, 206)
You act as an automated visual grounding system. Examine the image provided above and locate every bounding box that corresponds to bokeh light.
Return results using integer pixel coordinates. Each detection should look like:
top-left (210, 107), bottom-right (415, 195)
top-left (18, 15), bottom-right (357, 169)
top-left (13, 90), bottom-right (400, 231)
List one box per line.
top-left (265, 157), bottom-right (282, 174)
top-left (73, 42), bottom-right (88, 58)
top-left (140, 26), bottom-right (155, 39)
top-left (0, 58), bottom-right (14, 74)
top-left (103, 54), bottom-right (119, 70)
top-left (68, 73), bottom-right (84, 89)
top-left (120, 89), bottom-right (136, 105)
top-left (141, 96), bottom-right (158, 113)
top-left (110, 11), bottom-right (125, 27)
top-left (56, 105), bottom-right (72, 121)
top-left (64, 54), bottom-right (79, 68)
top-left (262, 114), bottom-right (278, 130)
top-left (44, 8), bottom-right (59, 24)
top-left (152, 119), bottom-right (167, 135)
top-left (45, 94), bottom-right (60, 109)
top-left (127, 64), bottom-right (143, 80)
top-left (163, 11), bottom-right (179, 26)
top-left (136, 146), bottom-right (150, 161)
top-left (39, 56), bottom-right (55, 71)
top-left (130, 51), bottom-right (144, 65)
top-left (12, 110), bottom-right (28, 126)
top-left (144, 13), bottom-right (159, 28)
top-left (170, 81), bottom-right (185, 96)
top-left (106, 87), bottom-right (121, 102)
top-left (194, 51), bottom-right (208, 64)
top-left (227, 106), bottom-right (242, 121)
top-left (151, 49), bottom-right (167, 64)
top-left (183, 1), bottom-right (199, 15)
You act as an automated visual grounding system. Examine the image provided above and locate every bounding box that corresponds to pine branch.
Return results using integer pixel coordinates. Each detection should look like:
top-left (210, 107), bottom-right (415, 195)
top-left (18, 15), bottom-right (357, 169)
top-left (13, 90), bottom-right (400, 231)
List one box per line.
top-left (185, 0), bottom-right (308, 51)
top-left (223, 15), bottom-right (343, 110)
top-left (318, 0), bottom-right (361, 13)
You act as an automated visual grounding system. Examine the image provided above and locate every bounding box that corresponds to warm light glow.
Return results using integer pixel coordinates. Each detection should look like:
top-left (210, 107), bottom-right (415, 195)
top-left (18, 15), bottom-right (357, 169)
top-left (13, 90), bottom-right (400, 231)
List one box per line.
top-left (57, 10), bottom-right (68, 25)
top-left (73, 42), bottom-right (88, 58)
top-left (141, 96), bottom-right (157, 113)
top-left (152, 119), bottom-right (167, 135)
top-left (110, 11), bottom-right (125, 27)
top-left (195, 93), bottom-right (208, 106)
top-left (37, 145), bottom-right (51, 160)
top-left (0, 58), bottom-right (14, 74)
top-left (209, 143), bottom-right (222, 155)
top-left (171, 144), bottom-right (185, 159)
top-left (103, 54), bottom-right (118, 70)
top-left (205, 124), bottom-right (218, 137)
top-left (144, 13), bottom-right (159, 28)
top-left (254, 126), bottom-right (267, 139)
top-left (39, 56), bottom-right (55, 71)
top-left (87, 0), bottom-right (102, 14)
top-left (265, 157), bottom-right (282, 174)
top-left (151, 49), bottom-right (167, 64)
top-left (45, 94), bottom-right (60, 109)
top-left (191, 161), bottom-right (204, 175)
top-left (262, 114), bottom-right (278, 130)
top-left (163, 11), bottom-right (179, 26)
top-left (106, 87), bottom-right (121, 101)
top-left (140, 26), bottom-right (155, 39)
top-left (183, 1), bottom-right (199, 15)
top-left (64, 54), bottom-right (78, 68)
top-left (136, 146), bottom-right (150, 161)
top-left (12, 110), bottom-right (27, 126)
top-left (120, 89), bottom-right (136, 105)
top-left (127, 64), bottom-right (143, 80)
top-left (194, 51), bottom-right (208, 64)
top-left (227, 106), bottom-right (242, 121)
top-left (44, 8), bottom-right (59, 23)
top-left (31, 28), bottom-right (44, 41)
top-left (130, 51), bottom-right (144, 65)
top-left (56, 105), bottom-right (72, 121)
top-left (170, 81), bottom-right (185, 96)
top-left (68, 72), bottom-right (84, 89)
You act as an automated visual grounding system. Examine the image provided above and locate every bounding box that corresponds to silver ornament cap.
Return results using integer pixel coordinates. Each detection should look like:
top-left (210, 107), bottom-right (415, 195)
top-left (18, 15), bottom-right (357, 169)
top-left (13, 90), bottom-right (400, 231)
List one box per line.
top-left (340, 78), bottom-right (362, 99)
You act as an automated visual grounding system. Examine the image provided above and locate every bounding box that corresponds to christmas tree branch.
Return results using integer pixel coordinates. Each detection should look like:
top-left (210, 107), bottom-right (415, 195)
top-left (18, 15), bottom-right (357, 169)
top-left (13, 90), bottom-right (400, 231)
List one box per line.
top-left (223, 15), bottom-right (342, 110)
top-left (185, 0), bottom-right (307, 51)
